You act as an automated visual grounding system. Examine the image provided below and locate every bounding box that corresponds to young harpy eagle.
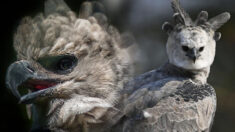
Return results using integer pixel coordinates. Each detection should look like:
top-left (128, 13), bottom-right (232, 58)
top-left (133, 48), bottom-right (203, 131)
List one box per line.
top-left (6, 0), bottom-right (134, 131)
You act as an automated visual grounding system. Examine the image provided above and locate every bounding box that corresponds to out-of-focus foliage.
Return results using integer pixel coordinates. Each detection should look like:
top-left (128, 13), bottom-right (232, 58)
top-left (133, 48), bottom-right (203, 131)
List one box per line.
top-left (0, 0), bottom-right (234, 131)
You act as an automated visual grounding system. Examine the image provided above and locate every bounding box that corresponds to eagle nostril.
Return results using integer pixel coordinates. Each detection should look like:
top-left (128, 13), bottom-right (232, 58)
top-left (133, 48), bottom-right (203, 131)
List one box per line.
top-left (26, 64), bottom-right (35, 73)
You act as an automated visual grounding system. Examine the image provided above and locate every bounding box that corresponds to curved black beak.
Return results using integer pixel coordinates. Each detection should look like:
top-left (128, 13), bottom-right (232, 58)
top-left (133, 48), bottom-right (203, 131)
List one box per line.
top-left (186, 48), bottom-right (200, 63)
top-left (5, 60), bottom-right (58, 104)
top-left (6, 60), bottom-right (36, 99)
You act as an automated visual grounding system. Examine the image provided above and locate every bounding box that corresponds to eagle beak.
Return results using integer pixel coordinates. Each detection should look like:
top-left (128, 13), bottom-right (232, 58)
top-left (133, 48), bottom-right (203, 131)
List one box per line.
top-left (6, 60), bottom-right (59, 104)
top-left (186, 48), bottom-right (200, 63)
top-left (6, 60), bottom-right (35, 99)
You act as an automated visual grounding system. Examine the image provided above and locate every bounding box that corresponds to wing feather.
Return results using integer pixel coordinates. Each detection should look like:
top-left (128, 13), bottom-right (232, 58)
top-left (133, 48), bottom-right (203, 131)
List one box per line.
top-left (122, 80), bottom-right (216, 132)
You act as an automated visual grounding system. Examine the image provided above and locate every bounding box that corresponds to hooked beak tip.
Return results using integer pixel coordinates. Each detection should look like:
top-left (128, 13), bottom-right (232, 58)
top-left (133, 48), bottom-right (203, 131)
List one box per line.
top-left (186, 55), bottom-right (197, 63)
top-left (193, 57), bottom-right (196, 63)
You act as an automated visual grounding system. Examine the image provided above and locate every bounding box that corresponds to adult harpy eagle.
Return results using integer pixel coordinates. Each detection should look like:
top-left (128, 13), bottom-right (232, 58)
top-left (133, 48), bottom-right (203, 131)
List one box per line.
top-left (121, 0), bottom-right (230, 132)
top-left (6, 0), bottom-right (134, 131)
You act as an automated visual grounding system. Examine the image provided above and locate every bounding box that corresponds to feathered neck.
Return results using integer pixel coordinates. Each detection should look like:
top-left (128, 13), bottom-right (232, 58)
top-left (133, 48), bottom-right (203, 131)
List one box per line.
top-left (161, 62), bottom-right (210, 84)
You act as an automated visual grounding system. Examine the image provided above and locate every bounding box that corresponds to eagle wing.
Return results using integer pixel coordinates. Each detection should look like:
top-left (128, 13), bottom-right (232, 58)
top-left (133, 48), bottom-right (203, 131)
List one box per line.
top-left (122, 79), bottom-right (216, 132)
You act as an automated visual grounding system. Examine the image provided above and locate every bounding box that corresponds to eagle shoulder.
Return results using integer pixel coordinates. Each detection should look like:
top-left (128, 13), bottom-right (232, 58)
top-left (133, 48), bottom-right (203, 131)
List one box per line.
top-left (122, 80), bottom-right (216, 132)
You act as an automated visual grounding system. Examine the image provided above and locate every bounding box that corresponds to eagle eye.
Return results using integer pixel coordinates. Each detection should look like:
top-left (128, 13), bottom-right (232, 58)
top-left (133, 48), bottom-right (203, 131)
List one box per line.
top-left (56, 57), bottom-right (76, 71)
top-left (38, 55), bottom-right (78, 74)
top-left (199, 46), bottom-right (204, 52)
top-left (182, 46), bottom-right (189, 52)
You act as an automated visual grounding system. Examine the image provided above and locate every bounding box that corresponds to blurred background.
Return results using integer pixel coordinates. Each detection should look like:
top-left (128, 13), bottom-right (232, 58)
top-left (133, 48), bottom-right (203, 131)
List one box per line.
top-left (0, 0), bottom-right (234, 131)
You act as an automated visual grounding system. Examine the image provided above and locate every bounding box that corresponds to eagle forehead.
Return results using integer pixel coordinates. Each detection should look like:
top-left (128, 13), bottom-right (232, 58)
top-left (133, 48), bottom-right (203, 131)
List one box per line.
top-left (176, 28), bottom-right (209, 47)
top-left (14, 15), bottom-right (109, 60)
top-left (177, 27), bottom-right (208, 39)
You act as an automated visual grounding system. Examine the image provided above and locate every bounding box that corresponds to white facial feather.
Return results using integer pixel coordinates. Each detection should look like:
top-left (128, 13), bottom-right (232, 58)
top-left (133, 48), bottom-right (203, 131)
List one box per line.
top-left (57, 95), bottom-right (112, 125)
top-left (167, 27), bottom-right (216, 70)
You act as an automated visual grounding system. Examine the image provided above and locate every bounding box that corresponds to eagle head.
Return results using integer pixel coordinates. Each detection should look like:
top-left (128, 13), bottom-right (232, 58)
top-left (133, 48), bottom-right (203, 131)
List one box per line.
top-left (6, 0), bottom-right (133, 130)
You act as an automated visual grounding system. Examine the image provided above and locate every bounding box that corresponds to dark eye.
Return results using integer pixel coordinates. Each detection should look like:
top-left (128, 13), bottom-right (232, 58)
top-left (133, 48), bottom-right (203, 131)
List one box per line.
top-left (57, 57), bottom-right (75, 71)
top-left (182, 46), bottom-right (189, 52)
top-left (199, 47), bottom-right (204, 52)
top-left (38, 55), bottom-right (78, 74)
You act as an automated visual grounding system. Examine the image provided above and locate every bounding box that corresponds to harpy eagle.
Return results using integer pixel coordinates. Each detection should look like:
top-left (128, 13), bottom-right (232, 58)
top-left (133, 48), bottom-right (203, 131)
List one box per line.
top-left (6, 0), bottom-right (230, 132)
top-left (121, 0), bottom-right (230, 132)
top-left (6, 0), bottom-right (134, 131)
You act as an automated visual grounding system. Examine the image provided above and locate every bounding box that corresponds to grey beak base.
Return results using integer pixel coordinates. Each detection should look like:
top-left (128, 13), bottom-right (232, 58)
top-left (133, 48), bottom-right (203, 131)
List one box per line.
top-left (186, 48), bottom-right (200, 63)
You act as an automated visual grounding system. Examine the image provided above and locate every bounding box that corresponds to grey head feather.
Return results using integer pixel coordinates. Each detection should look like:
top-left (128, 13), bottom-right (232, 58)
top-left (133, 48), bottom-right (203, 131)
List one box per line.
top-left (79, 2), bottom-right (108, 27)
top-left (44, 0), bottom-right (71, 16)
top-left (207, 12), bottom-right (231, 31)
top-left (79, 2), bottom-right (105, 19)
top-left (162, 22), bottom-right (173, 34)
top-left (171, 0), bottom-right (192, 26)
top-left (79, 2), bottom-right (93, 19)
top-left (171, 0), bottom-right (230, 30)
top-left (195, 11), bottom-right (208, 25)
top-left (163, 0), bottom-right (231, 41)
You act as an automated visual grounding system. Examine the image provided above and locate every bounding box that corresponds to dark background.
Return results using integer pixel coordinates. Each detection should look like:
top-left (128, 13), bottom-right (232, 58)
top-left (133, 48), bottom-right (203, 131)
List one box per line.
top-left (0, 0), bottom-right (234, 131)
